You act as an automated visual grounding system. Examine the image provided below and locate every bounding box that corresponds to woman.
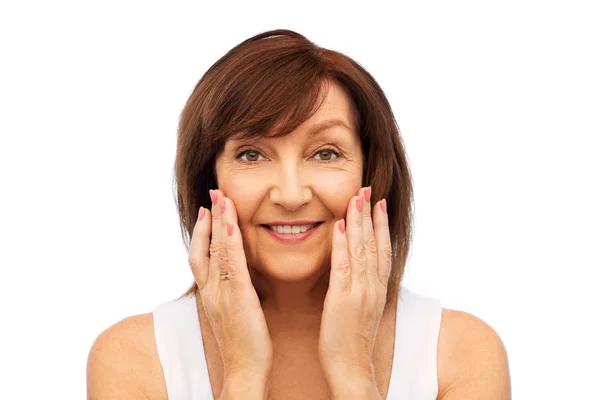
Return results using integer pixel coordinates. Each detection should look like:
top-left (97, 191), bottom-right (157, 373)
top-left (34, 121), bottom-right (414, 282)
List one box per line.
top-left (87, 29), bottom-right (511, 399)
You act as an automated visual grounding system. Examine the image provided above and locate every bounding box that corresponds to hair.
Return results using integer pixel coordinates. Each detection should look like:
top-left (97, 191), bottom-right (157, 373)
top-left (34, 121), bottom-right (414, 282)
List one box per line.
top-left (173, 29), bottom-right (413, 306)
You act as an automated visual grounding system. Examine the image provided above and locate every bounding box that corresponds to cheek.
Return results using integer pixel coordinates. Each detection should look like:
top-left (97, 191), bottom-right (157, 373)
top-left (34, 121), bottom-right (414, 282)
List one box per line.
top-left (219, 178), bottom-right (262, 226)
top-left (314, 172), bottom-right (362, 218)
top-left (218, 162), bottom-right (362, 221)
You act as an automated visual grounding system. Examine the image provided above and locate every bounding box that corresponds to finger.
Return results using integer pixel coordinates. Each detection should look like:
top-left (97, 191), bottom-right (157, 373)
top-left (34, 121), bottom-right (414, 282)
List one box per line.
top-left (347, 193), bottom-right (366, 284)
top-left (374, 198), bottom-right (392, 286)
top-left (217, 193), bottom-right (251, 287)
top-left (207, 189), bottom-right (227, 287)
top-left (329, 219), bottom-right (351, 294)
top-left (224, 215), bottom-right (253, 290)
top-left (213, 190), bottom-right (245, 288)
top-left (213, 189), bottom-right (239, 222)
top-left (361, 187), bottom-right (378, 281)
top-left (188, 206), bottom-right (212, 289)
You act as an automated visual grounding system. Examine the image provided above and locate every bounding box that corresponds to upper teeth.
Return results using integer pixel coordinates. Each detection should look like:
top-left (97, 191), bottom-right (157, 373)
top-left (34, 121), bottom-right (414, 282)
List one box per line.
top-left (269, 223), bottom-right (318, 234)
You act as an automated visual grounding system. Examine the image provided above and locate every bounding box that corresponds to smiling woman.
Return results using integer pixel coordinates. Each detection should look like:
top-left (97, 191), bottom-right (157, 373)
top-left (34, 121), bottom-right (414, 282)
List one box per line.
top-left (87, 29), bottom-right (510, 400)
top-left (174, 31), bottom-right (412, 307)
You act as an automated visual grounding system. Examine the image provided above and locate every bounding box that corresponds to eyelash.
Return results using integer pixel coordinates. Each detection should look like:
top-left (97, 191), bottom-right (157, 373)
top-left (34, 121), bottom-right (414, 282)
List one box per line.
top-left (235, 147), bottom-right (341, 163)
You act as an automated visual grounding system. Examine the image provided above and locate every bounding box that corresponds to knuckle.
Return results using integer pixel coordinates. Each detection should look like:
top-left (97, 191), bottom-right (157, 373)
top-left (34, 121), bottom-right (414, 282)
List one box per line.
top-left (335, 260), bottom-right (351, 273)
top-left (188, 256), bottom-right (201, 270)
top-left (349, 245), bottom-right (366, 262)
top-left (224, 266), bottom-right (241, 280)
top-left (364, 237), bottom-right (378, 255)
top-left (218, 246), bottom-right (228, 263)
top-left (209, 242), bottom-right (221, 257)
top-left (381, 246), bottom-right (392, 263)
top-left (219, 268), bottom-right (232, 280)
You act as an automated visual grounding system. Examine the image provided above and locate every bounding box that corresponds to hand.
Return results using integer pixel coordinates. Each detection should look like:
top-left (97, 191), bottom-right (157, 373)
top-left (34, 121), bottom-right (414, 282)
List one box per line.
top-left (188, 189), bottom-right (273, 383)
top-left (318, 186), bottom-right (391, 385)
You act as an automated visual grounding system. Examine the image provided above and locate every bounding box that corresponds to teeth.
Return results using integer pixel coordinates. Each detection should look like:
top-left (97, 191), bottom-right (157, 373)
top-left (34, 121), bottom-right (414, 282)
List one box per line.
top-left (269, 223), bottom-right (318, 234)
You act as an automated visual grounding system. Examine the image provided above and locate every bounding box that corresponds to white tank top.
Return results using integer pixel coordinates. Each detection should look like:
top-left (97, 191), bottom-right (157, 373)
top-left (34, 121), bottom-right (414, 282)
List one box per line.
top-left (153, 286), bottom-right (442, 399)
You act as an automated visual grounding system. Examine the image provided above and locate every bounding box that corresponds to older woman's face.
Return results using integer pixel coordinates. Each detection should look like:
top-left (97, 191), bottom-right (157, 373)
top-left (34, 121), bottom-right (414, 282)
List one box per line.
top-left (214, 82), bottom-right (363, 281)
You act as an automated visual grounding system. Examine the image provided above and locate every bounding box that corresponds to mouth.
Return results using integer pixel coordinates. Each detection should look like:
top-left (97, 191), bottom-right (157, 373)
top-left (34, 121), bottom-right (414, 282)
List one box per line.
top-left (260, 222), bottom-right (324, 243)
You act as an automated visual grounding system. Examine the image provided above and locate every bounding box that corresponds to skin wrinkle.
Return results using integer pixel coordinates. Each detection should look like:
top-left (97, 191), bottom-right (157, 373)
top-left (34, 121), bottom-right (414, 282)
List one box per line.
top-left (214, 81), bottom-right (363, 318)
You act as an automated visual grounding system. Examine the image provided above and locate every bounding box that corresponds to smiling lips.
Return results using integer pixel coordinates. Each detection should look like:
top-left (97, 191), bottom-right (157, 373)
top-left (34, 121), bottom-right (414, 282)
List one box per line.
top-left (261, 222), bottom-right (323, 243)
top-left (267, 223), bottom-right (319, 234)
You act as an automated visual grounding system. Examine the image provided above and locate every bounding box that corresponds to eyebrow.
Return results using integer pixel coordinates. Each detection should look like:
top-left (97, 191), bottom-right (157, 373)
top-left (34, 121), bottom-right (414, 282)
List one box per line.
top-left (306, 118), bottom-right (353, 136)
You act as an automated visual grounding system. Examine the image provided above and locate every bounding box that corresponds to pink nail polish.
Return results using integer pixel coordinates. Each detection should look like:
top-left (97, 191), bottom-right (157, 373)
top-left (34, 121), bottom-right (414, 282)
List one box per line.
top-left (227, 222), bottom-right (234, 236)
top-left (364, 187), bottom-right (372, 203)
top-left (356, 197), bottom-right (363, 212)
top-left (219, 197), bottom-right (226, 213)
top-left (380, 199), bottom-right (387, 214)
top-left (209, 190), bottom-right (217, 205)
top-left (338, 219), bottom-right (346, 234)
top-left (198, 207), bottom-right (205, 221)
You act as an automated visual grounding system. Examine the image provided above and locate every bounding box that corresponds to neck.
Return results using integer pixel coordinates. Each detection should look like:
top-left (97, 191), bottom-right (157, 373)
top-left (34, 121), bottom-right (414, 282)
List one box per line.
top-left (250, 266), bottom-right (330, 318)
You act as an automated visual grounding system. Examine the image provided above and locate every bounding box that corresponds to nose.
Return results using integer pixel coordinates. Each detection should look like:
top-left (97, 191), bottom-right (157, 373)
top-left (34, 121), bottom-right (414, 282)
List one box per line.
top-left (269, 161), bottom-right (313, 211)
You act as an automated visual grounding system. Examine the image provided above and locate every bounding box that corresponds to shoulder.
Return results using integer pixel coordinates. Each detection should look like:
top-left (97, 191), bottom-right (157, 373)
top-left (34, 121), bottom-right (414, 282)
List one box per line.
top-left (436, 308), bottom-right (511, 400)
top-left (86, 313), bottom-right (167, 400)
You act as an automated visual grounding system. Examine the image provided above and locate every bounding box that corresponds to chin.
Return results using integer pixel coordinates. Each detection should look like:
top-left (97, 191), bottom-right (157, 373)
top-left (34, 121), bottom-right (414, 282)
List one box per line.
top-left (253, 255), bottom-right (328, 282)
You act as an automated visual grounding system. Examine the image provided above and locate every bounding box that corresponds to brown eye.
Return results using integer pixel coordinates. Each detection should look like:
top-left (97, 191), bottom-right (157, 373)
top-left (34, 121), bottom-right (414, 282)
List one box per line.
top-left (237, 150), bottom-right (263, 162)
top-left (314, 149), bottom-right (339, 162)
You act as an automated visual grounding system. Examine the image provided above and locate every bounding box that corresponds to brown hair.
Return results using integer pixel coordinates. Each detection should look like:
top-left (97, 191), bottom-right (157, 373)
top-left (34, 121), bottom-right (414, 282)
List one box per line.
top-left (174, 29), bottom-right (413, 306)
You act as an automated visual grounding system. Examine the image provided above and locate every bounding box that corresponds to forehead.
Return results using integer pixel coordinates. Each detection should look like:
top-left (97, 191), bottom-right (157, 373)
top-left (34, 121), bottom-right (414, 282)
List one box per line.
top-left (231, 80), bottom-right (359, 143)
top-left (293, 81), bottom-right (357, 139)
top-left (311, 81), bottom-right (355, 126)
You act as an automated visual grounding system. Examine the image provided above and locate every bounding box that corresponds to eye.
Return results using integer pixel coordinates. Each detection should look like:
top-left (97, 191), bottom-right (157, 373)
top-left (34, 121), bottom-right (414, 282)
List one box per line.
top-left (236, 149), bottom-right (264, 162)
top-left (314, 148), bottom-right (340, 162)
top-left (235, 147), bottom-right (341, 163)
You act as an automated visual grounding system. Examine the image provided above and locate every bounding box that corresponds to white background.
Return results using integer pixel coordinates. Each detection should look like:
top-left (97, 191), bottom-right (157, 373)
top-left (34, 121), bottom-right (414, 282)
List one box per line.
top-left (1, 0), bottom-right (598, 398)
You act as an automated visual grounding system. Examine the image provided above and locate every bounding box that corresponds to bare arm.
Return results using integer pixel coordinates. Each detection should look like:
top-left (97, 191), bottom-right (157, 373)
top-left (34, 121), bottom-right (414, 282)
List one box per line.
top-left (437, 309), bottom-right (511, 400)
top-left (86, 314), bottom-right (165, 400)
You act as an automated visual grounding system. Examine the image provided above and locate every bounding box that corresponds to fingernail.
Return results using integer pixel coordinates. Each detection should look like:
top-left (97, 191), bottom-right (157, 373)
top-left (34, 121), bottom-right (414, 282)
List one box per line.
top-left (227, 222), bottom-right (234, 236)
top-left (364, 187), bottom-right (372, 203)
top-left (356, 197), bottom-right (363, 212)
top-left (380, 199), bottom-right (387, 214)
top-left (219, 197), bottom-right (226, 213)
top-left (209, 190), bottom-right (218, 205)
top-left (338, 219), bottom-right (346, 234)
top-left (198, 207), bottom-right (205, 221)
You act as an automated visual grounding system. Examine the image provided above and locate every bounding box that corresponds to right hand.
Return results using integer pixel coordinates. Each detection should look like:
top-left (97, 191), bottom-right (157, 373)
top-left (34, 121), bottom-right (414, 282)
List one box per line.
top-left (188, 189), bottom-right (273, 382)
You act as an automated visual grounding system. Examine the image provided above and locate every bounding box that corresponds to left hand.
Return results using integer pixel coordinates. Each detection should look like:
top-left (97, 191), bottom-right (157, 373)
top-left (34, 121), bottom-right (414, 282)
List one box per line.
top-left (318, 186), bottom-right (392, 384)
